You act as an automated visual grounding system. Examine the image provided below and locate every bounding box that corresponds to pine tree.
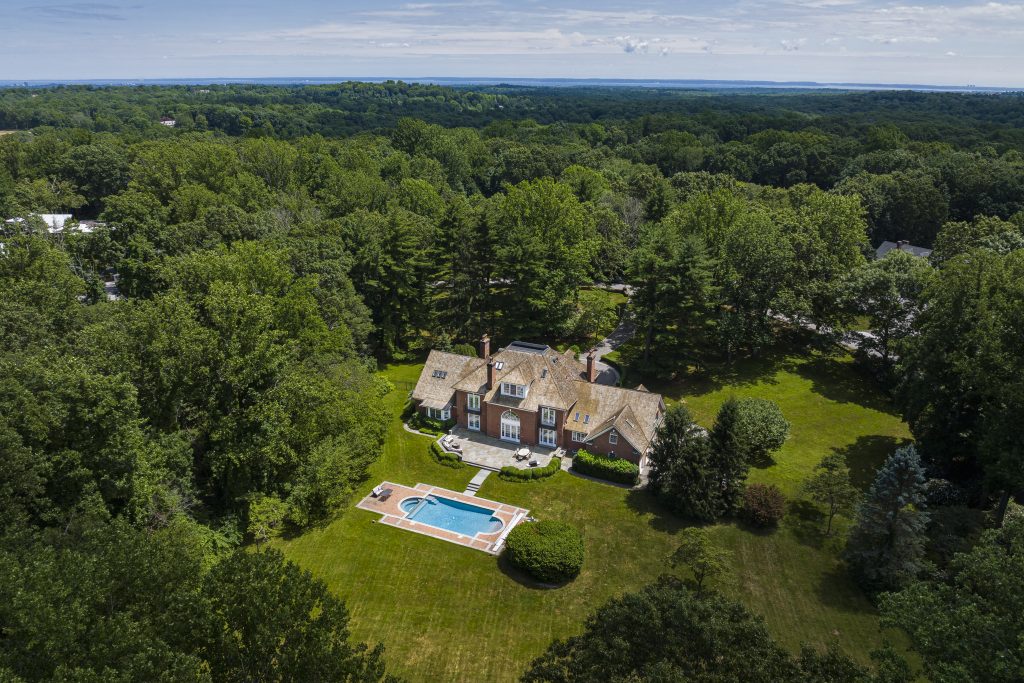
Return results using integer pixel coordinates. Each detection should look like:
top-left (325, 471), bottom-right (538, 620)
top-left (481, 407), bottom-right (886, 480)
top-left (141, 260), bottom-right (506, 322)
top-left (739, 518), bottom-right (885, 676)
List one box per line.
top-left (649, 404), bottom-right (749, 521)
top-left (844, 445), bottom-right (929, 592)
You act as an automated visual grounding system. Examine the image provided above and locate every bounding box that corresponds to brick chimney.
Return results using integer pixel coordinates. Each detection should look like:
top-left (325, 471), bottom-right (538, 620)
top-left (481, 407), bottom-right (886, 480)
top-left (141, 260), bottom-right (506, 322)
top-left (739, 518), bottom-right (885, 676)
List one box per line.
top-left (586, 349), bottom-right (597, 383)
top-left (479, 334), bottom-right (491, 360)
top-left (486, 358), bottom-right (495, 390)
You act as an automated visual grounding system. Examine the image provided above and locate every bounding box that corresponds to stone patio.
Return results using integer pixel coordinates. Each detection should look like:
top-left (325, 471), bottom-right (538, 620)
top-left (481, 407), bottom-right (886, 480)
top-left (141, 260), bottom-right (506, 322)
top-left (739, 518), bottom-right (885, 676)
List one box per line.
top-left (443, 427), bottom-right (571, 472)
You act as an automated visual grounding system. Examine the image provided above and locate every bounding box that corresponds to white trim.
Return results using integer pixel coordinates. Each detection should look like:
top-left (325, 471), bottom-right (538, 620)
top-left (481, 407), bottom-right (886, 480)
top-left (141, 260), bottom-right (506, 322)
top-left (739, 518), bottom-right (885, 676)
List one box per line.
top-left (501, 382), bottom-right (526, 399)
top-left (540, 406), bottom-right (556, 426)
top-left (609, 431), bottom-right (618, 445)
top-left (467, 393), bottom-right (481, 411)
top-left (468, 413), bottom-right (481, 431)
top-left (572, 431), bottom-right (586, 443)
top-left (500, 410), bottom-right (521, 443)
top-left (539, 427), bottom-right (557, 448)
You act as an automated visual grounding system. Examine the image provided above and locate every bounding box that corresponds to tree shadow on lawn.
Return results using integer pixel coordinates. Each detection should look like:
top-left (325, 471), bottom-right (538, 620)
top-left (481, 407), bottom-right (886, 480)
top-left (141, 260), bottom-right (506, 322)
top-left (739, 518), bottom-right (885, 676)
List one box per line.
top-left (624, 488), bottom-right (707, 535)
top-left (785, 499), bottom-right (831, 551)
top-left (792, 355), bottom-right (901, 416)
top-left (815, 566), bottom-right (875, 614)
top-left (833, 435), bottom-right (913, 491)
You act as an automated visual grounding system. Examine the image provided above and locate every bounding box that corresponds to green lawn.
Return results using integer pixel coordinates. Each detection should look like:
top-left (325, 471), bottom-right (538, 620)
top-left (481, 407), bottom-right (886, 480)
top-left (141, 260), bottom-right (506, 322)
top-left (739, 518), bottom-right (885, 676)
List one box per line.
top-left (277, 353), bottom-right (911, 682)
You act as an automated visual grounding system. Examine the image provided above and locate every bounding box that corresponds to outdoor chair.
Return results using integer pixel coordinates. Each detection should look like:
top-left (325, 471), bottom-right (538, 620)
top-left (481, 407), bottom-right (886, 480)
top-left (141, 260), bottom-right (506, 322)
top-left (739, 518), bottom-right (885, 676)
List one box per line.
top-left (371, 484), bottom-right (385, 497)
top-left (378, 488), bottom-right (394, 502)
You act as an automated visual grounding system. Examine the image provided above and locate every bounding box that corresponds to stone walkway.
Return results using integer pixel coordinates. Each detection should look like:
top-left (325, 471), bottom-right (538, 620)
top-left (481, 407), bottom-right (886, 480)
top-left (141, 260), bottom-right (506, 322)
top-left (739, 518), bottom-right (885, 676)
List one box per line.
top-left (464, 469), bottom-right (490, 495)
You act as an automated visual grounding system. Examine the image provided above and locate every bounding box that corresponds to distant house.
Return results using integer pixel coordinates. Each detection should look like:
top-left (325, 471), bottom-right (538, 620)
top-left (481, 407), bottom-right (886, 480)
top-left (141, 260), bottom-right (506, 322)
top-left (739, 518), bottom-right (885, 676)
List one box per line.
top-left (5, 213), bottom-right (72, 233)
top-left (159, 116), bottom-right (177, 127)
top-left (3, 214), bottom-right (103, 235)
top-left (411, 336), bottom-right (665, 467)
top-left (875, 240), bottom-right (932, 260)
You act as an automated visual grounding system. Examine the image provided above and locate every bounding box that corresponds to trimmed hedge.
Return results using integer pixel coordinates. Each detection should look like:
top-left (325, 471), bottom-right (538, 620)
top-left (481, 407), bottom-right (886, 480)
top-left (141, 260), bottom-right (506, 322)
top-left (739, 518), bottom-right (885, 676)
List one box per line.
top-left (428, 441), bottom-right (465, 468)
top-left (505, 520), bottom-right (584, 583)
top-left (499, 457), bottom-right (562, 481)
top-left (572, 449), bottom-right (639, 485)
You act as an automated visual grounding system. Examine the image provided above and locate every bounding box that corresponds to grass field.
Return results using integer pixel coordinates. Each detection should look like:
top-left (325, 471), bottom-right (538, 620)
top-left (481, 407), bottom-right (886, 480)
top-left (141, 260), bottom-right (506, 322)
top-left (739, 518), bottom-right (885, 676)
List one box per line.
top-left (277, 351), bottom-right (911, 682)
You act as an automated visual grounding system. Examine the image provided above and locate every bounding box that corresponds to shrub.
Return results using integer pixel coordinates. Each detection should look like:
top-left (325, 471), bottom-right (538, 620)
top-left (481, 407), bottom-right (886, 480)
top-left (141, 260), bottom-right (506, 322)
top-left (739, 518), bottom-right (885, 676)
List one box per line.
top-left (500, 457), bottom-right (561, 481)
top-left (408, 411), bottom-right (454, 436)
top-left (741, 483), bottom-right (786, 527)
top-left (505, 520), bottom-right (584, 583)
top-left (428, 441), bottom-right (464, 468)
top-left (572, 449), bottom-right (639, 485)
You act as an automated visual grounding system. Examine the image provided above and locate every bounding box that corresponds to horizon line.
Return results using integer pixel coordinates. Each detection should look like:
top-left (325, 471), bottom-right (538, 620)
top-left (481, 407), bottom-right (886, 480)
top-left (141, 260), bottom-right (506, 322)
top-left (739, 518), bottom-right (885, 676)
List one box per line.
top-left (1, 75), bottom-right (1021, 92)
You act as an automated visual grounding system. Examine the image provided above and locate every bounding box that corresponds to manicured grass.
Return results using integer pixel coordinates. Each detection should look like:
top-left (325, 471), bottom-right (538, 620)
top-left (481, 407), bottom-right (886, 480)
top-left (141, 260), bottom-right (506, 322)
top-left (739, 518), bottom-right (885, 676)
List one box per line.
top-left (277, 354), bottom-right (910, 682)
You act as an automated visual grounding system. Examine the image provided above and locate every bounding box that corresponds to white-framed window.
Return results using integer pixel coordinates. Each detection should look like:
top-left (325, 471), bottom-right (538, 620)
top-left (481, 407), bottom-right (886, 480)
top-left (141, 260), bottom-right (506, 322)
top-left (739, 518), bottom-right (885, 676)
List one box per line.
top-left (427, 407), bottom-right (450, 421)
top-left (467, 393), bottom-right (480, 411)
top-left (539, 428), bottom-right (557, 447)
top-left (468, 413), bottom-right (481, 431)
top-left (501, 382), bottom-right (526, 398)
top-left (500, 410), bottom-right (521, 442)
top-left (609, 431), bottom-right (618, 445)
top-left (572, 431), bottom-right (586, 443)
top-left (540, 406), bottom-right (556, 426)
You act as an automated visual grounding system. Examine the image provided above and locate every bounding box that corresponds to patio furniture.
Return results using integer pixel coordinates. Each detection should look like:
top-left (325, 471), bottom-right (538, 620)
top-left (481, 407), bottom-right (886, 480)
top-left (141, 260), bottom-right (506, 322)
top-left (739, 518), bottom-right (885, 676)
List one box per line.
top-left (515, 447), bottom-right (530, 458)
top-left (371, 484), bottom-right (385, 498)
top-left (529, 459), bottom-right (539, 467)
top-left (514, 452), bottom-right (529, 462)
top-left (378, 488), bottom-right (394, 502)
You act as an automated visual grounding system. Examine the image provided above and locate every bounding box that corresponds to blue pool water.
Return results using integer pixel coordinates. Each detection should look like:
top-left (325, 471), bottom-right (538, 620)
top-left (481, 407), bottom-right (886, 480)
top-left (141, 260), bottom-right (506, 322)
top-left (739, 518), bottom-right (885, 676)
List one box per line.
top-left (400, 495), bottom-right (503, 536)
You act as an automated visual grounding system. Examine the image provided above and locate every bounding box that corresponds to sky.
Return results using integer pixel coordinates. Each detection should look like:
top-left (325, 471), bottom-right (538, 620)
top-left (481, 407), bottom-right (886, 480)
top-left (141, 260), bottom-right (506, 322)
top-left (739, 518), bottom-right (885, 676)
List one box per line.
top-left (2, 0), bottom-right (1023, 86)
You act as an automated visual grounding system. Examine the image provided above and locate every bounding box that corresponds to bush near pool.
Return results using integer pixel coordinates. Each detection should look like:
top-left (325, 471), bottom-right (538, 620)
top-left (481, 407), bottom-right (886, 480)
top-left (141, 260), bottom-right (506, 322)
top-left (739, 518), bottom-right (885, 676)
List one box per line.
top-left (504, 520), bottom-right (584, 583)
top-left (571, 449), bottom-right (639, 485)
top-left (499, 457), bottom-right (561, 481)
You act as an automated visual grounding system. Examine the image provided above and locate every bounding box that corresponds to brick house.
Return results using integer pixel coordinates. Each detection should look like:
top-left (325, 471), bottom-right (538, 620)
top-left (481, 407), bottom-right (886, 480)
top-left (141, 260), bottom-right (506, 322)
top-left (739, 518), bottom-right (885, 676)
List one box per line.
top-left (411, 336), bottom-right (665, 467)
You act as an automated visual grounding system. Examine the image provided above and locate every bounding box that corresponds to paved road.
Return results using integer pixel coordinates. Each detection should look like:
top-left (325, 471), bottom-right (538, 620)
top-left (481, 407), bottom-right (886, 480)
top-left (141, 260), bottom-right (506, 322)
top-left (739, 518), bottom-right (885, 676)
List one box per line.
top-left (591, 309), bottom-right (637, 387)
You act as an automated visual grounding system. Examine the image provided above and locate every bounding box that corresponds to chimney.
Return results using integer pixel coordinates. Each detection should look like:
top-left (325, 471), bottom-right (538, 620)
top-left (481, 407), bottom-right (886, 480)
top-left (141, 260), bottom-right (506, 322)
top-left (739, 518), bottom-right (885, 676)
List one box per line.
top-left (479, 334), bottom-right (490, 360)
top-left (896, 240), bottom-right (908, 250)
top-left (486, 358), bottom-right (495, 390)
top-left (586, 349), bottom-right (597, 383)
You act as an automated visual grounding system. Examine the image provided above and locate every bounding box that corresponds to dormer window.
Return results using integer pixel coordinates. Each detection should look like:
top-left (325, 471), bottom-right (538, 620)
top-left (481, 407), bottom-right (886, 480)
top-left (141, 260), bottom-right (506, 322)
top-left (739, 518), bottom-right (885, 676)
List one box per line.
top-left (501, 382), bottom-right (526, 398)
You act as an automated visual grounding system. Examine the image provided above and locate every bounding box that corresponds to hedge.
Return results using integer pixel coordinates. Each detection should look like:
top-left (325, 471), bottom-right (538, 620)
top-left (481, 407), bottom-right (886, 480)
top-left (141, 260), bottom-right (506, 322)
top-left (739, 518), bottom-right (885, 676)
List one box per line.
top-left (428, 441), bottom-right (465, 468)
top-left (572, 449), bottom-right (639, 485)
top-left (408, 412), bottom-right (454, 437)
top-left (504, 520), bottom-right (584, 583)
top-left (499, 457), bottom-right (562, 482)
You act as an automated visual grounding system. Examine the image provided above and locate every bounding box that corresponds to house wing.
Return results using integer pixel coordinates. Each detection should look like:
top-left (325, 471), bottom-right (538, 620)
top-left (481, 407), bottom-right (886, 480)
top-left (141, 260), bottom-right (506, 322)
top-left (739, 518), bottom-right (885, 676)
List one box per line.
top-left (412, 351), bottom-right (478, 408)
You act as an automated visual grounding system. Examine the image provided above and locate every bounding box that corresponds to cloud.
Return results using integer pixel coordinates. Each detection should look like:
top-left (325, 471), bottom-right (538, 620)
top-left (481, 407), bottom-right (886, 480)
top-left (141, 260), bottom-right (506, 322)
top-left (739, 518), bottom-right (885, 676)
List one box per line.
top-left (614, 36), bottom-right (649, 53)
top-left (26, 2), bottom-right (125, 21)
top-left (945, 50), bottom-right (958, 56)
top-left (865, 35), bottom-right (940, 44)
top-left (780, 38), bottom-right (807, 51)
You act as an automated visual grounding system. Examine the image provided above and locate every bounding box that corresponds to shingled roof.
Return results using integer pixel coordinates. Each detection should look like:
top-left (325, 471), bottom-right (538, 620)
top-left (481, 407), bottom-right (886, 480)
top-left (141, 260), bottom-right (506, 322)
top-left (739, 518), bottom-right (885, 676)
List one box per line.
top-left (413, 341), bottom-right (666, 453)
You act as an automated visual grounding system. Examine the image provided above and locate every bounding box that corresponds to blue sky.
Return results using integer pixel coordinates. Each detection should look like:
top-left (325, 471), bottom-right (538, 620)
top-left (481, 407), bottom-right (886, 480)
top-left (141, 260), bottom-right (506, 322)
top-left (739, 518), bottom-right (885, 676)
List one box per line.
top-left (3, 1), bottom-right (1023, 85)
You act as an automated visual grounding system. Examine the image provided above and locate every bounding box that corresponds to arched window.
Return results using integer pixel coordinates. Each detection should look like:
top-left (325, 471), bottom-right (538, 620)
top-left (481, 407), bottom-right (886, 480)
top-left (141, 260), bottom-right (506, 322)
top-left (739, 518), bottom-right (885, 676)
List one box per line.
top-left (500, 410), bottom-right (521, 442)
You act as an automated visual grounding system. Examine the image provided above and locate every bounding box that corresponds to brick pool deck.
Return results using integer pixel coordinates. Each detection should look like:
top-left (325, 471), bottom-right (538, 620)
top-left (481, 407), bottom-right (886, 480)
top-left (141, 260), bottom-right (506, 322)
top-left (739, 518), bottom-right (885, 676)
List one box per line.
top-left (356, 482), bottom-right (529, 554)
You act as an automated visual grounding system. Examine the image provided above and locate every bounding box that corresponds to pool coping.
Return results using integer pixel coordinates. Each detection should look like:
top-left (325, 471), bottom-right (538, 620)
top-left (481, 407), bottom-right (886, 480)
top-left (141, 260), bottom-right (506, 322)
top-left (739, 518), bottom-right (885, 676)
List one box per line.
top-left (355, 481), bottom-right (530, 554)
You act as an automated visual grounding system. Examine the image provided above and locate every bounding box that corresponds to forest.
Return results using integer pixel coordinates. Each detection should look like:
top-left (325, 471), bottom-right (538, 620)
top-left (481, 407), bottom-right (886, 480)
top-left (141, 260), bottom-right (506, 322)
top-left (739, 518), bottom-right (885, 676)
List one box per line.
top-left (1, 82), bottom-right (1023, 681)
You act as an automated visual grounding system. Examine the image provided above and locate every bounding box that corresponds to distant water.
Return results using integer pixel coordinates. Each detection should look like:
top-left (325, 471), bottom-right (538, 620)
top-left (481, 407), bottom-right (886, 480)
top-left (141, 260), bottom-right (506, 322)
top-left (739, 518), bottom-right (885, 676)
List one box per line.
top-left (0, 76), bottom-right (1017, 93)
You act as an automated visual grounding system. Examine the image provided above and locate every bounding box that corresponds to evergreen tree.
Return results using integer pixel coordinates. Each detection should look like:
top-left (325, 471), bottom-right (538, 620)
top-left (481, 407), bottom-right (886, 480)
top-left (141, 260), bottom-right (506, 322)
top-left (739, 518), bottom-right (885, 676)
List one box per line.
top-left (649, 405), bottom-right (748, 521)
top-left (844, 445), bottom-right (930, 592)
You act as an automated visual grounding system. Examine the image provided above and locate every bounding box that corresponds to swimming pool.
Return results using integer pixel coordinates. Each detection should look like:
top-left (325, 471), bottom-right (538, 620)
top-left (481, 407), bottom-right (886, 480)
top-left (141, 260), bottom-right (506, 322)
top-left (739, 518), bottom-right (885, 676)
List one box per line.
top-left (400, 495), bottom-right (504, 536)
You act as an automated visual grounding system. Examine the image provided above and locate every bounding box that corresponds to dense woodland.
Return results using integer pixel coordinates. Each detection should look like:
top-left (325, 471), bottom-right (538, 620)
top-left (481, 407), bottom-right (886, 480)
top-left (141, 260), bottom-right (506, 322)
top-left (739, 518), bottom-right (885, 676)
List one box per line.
top-left (2, 82), bottom-right (1024, 681)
